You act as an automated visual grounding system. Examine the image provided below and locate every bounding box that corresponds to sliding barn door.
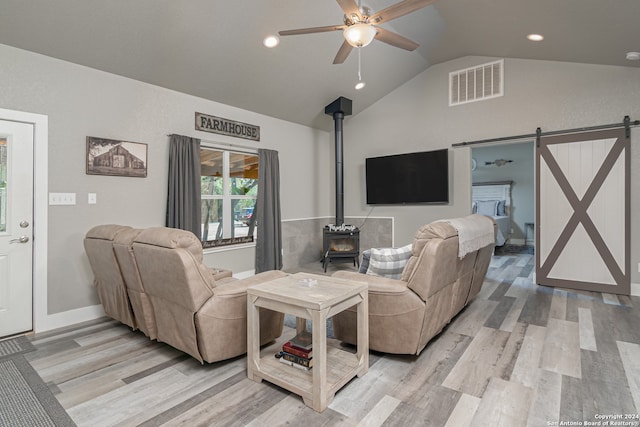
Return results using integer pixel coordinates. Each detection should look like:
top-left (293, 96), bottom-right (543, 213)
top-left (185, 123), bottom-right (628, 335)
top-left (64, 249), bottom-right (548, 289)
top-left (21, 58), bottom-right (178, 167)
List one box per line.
top-left (536, 128), bottom-right (629, 295)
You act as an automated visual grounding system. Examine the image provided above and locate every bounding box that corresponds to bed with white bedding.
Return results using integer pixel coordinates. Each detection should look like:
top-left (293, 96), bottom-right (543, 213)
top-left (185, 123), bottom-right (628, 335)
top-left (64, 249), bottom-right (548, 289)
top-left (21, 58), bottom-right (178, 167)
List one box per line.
top-left (472, 181), bottom-right (512, 246)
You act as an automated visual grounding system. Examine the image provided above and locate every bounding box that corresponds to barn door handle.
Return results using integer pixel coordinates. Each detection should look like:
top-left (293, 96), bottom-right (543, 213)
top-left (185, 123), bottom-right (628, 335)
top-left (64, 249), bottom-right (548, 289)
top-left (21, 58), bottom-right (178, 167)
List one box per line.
top-left (10, 236), bottom-right (30, 244)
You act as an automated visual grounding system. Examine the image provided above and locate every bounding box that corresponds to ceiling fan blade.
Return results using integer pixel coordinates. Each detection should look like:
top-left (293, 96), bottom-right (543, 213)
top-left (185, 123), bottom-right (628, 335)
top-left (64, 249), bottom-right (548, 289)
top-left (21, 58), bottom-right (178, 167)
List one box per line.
top-left (279, 24), bottom-right (346, 36)
top-left (333, 40), bottom-right (354, 64)
top-left (369, 0), bottom-right (436, 24)
top-left (336, 0), bottom-right (362, 20)
top-left (374, 27), bottom-right (419, 51)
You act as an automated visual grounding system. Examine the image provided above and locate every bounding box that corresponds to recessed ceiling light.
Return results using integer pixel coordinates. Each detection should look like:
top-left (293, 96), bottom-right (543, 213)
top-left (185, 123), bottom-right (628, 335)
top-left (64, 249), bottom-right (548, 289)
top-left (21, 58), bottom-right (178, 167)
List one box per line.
top-left (527, 34), bottom-right (544, 42)
top-left (626, 52), bottom-right (640, 61)
top-left (263, 35), bottom-right (280, 48)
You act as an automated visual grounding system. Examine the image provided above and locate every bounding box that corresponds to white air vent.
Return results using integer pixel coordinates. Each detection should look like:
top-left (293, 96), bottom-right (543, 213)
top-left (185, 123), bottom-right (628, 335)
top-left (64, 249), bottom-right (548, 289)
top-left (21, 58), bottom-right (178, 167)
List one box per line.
top-left (449, 59), bottom-right (503, 106)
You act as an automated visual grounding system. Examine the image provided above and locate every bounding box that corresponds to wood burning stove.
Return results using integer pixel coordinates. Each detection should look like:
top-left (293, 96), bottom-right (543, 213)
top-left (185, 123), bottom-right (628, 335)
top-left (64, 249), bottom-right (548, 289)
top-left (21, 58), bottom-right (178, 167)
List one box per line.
top-left (321, 97), bottom-right (360, 272)
top-left (322, 225), bottom-right (360, 272)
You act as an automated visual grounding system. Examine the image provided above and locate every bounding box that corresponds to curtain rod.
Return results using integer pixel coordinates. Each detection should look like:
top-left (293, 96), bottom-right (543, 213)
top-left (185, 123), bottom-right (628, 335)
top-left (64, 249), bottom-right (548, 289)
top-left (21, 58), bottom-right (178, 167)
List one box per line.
top-left (166, 133), bottom-right (258, 152)
top-left (452, 116), bottom-right (639, 148)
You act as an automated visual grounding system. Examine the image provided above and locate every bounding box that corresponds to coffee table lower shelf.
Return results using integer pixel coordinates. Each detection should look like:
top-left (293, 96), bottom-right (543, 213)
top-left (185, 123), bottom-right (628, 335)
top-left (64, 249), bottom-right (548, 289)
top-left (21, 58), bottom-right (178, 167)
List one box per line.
top-left (251, 346), bottom-right (361, 408)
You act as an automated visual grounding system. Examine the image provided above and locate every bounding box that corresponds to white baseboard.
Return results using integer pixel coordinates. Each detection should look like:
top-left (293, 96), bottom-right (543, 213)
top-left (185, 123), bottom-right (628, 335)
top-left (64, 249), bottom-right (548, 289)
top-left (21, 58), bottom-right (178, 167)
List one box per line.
top-left (37, 304), bottom-right (105, 333)
top-left (632, 283), bottom-right (640, 297)
top-left (35, 270), bottom-right (257, 333)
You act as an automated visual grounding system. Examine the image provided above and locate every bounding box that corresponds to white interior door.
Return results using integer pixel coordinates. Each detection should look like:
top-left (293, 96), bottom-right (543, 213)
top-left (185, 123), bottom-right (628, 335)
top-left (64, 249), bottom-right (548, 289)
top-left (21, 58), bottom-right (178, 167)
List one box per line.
top-left (536, 127), bottom-right (629, 295)
top-left (0, 119), bottom-right (34, 337)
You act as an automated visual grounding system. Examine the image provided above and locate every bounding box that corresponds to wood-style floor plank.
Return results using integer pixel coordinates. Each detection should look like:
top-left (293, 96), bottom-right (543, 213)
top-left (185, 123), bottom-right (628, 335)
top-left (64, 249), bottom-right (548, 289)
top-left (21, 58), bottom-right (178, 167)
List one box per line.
top-left (245, 394), bottom-right (355, 427)
top-left (444, 393), bottom-right (481, 427)
top-left (510, 324), bottom-right (546, 388)
top-left (548, 288), bottom-right (568, 320)
top-left (616, 341), bottom-right (640, 416)
top-left (504, 276), bottom-right (535, 299)
top-left (11, 251), bottom-right (639, 426)
top-left (539, 318), bottom-right (581, 378)
top-left (580, 348), bottom-right (637, 419)
top-left (483, 296), bottom-right (516, 329)
top-left (518, 285), bottom-right (554, 327)
top-left (441, 327), bottom-right (511, 397)
top-left (446, 300), bottom-right (500, 337)
top-left (499, 297), bottom-right (527, 332)
top-left (354, 394), bottom-right (401, 427)
top-left (329, 354), bottom-right (413, 420)
top-left (578, 307), bottom-right (597, 351)
top-left (389, 331), bottom-right (471, 402)
top-left (559, 375), bottom-right (583, 422)
top-left (526, 368), bottom-right (562, 427)
top-left (165, 379), bottom-right (296, 427)
top-left (381, 385), bottom-right (460, 427)
top-left (471, 377), bottom-right (533, 427)
top-left (602, 293), bottom-right (621, 306)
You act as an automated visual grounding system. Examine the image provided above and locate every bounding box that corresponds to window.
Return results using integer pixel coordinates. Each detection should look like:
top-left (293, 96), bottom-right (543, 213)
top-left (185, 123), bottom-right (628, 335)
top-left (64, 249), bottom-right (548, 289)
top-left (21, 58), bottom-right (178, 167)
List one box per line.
top-left (200, 147), bottom-right (258, 248)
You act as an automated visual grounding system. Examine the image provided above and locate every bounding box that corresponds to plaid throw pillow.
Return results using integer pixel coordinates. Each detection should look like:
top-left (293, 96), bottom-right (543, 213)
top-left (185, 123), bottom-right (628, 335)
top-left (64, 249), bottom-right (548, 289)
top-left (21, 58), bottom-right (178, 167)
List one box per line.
top-left (366, 244), bottom-right (413, 279)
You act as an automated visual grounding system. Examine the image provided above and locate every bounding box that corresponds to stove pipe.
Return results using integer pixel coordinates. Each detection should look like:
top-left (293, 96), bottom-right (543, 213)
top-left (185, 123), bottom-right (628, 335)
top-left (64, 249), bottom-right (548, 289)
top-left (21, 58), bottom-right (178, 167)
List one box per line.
top-left (325, 97), bottom-right (353, 226)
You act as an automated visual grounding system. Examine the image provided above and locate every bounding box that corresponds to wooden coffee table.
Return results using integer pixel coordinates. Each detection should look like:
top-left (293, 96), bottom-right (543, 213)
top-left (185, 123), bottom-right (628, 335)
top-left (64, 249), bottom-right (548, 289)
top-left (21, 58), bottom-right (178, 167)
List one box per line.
top-left (246, 272), bottom-right (368, 412)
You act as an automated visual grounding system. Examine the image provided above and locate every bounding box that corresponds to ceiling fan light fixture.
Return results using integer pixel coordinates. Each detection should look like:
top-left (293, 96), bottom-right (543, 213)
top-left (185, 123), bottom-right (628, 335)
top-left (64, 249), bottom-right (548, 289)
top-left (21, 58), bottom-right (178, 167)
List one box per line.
top-left (344, 23), bottom-right (377, 48)
top-left (263, 35), bottom-right (280, 48)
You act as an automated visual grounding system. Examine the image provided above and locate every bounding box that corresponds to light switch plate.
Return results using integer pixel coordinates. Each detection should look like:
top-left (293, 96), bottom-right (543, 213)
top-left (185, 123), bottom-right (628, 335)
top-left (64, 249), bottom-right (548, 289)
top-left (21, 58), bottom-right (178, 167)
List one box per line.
top-left (49, 192), bottom-right (76, 205)
top-left (88, 193), bottom-right (97, 204)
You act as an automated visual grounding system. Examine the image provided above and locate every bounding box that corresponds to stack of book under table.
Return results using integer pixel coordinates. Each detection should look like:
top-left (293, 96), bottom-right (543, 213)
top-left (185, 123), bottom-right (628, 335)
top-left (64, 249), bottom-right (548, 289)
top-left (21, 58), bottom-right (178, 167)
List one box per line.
top-left (277, 331), bottom-right (313, 371)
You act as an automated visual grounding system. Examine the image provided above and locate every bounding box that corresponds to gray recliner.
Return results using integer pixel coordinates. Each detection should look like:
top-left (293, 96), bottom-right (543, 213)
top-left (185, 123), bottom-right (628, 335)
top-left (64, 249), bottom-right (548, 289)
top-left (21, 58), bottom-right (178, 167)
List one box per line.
top-left (84, 224), bottom-right (137, 330)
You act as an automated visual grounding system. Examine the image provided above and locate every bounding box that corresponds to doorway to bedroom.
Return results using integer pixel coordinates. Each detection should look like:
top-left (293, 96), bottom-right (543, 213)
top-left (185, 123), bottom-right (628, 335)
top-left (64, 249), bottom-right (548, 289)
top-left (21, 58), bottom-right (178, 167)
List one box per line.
top-left (471, 141), bottom-right (535, 254)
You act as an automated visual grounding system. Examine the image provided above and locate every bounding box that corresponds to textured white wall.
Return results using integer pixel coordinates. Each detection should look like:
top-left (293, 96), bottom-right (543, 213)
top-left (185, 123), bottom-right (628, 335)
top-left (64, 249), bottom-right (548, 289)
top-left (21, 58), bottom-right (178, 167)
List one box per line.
top-left (2, 42), bottom-right (639, 317)
top-left (0, 43), bottom-right (331, 314)
top-left (344, 56), bottom-right (640, 282)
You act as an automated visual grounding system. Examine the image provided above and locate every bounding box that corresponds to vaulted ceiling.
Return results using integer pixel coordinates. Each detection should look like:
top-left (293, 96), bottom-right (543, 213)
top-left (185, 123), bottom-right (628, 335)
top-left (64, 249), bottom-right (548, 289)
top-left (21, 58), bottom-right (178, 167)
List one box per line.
top-left (1, 0), bottom-right (639, 130)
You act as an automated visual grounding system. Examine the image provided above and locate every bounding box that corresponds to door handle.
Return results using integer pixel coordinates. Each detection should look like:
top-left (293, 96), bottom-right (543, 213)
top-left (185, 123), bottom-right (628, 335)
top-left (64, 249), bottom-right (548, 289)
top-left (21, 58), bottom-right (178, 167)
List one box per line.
top-left (9, 236), bottom-right (30, 244)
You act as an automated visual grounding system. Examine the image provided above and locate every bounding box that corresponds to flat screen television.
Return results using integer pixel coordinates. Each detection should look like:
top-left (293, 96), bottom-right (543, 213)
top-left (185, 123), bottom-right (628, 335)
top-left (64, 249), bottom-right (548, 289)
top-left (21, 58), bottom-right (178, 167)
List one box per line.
top-left (365, 149), bottom-right (449, 204)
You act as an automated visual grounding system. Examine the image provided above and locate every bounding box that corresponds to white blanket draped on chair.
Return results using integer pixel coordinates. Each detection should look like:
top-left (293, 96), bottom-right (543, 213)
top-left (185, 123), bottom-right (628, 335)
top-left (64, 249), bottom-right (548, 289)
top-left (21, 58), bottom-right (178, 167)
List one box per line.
top-left (440, 214), bottom-right (495, 258)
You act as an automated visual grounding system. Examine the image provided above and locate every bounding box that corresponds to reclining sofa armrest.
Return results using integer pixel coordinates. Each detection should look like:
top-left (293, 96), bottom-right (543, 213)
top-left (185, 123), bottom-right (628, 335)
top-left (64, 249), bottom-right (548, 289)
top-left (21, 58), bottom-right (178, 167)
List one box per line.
top-left (209, 267), bottom-right (233, 281)
top-left (332, 271), bottom-right (410, 295)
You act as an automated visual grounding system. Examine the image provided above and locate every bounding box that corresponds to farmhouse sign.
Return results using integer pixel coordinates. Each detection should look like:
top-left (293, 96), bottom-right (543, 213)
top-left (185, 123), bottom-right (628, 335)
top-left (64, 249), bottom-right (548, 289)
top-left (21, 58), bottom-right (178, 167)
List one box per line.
top-left (195, 112), bottom-right (260, 141)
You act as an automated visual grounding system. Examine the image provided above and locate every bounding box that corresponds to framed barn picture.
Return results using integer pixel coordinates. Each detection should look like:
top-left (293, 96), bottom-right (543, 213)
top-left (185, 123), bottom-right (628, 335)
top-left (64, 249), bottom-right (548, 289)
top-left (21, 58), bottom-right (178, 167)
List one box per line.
top-left (86, 137), bottom-right (147, 177)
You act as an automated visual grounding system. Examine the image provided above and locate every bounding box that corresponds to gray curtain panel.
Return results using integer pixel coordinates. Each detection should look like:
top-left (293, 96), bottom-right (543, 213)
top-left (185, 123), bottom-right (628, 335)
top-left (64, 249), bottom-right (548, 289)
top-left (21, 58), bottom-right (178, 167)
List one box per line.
top-left (255, 149), bottom-right (283, 273)
top-left (166, 134), bottom-right (202, 238)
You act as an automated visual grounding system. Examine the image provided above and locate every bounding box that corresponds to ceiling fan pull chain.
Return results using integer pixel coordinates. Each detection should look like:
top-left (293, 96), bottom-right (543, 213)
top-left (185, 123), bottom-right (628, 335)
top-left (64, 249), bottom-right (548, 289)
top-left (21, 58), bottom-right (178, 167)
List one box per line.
top-left (355, 47), bottom-right (366, 90)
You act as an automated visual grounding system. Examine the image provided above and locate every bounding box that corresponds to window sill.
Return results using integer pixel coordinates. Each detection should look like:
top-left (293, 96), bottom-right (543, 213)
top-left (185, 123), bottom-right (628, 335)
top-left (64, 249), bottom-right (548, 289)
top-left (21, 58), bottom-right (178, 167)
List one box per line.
top-left (203, 242), bottom-right (256, 254)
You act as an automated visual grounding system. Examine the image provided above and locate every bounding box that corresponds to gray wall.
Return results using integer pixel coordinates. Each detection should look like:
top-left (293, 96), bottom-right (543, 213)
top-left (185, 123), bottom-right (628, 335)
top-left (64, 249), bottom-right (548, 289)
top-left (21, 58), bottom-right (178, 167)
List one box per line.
top-left (343, 56), bottom-right (640, 284)
top-left (472, 142), bottom-right (535, 243)
top-left (0, 43), bottom-right (332, 315)
top-left (281, 216), bottom-right (394, 270)
top-left (2, 43), bottom-right (640, 321)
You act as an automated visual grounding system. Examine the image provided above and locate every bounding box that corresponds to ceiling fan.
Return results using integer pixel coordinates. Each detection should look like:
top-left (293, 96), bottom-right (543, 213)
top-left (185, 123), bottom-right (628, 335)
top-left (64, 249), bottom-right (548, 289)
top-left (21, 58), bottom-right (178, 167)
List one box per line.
top-left (278, 0), bottom-right (436, 64)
